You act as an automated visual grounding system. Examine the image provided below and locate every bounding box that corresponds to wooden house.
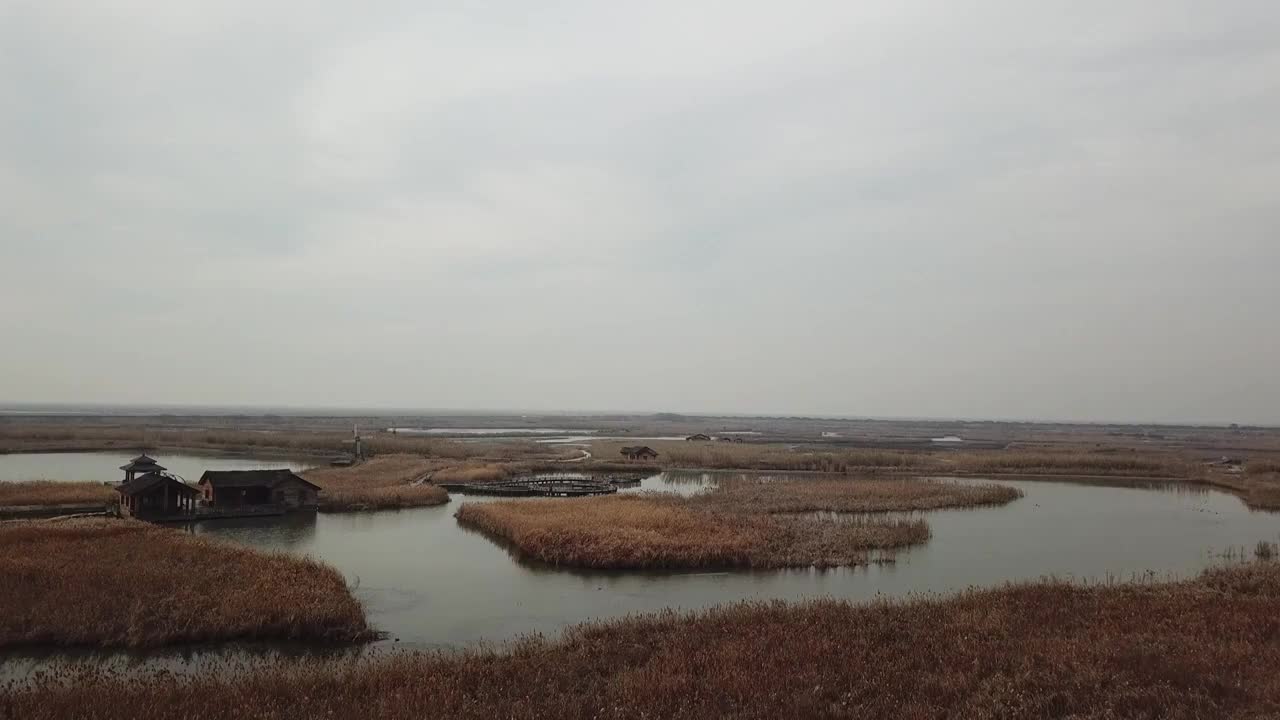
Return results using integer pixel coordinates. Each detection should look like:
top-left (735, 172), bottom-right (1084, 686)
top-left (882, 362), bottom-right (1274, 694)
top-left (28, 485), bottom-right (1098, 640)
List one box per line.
top-left (116, 472), bottom-right (198, 519)
top-left (685, 434), bottom-right (712, 442)
top-left (620, 446), bottom-right (659, 461)
top-left (198, 470), bottom-right (320, 511)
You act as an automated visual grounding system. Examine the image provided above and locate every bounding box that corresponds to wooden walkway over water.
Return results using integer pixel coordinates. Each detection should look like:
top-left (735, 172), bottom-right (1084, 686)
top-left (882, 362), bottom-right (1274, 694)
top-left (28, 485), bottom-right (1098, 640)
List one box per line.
top-left (439, 474), bottom-right (645, 497)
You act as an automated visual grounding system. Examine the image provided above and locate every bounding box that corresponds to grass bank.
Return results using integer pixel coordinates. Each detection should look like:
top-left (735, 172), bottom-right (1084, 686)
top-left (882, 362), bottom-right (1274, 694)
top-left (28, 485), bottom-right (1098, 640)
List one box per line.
top-left (11, 561), bottom-right (1280, 719)
top-left (304, 455), bottom-right (449, 512)
top-left (690, 475), bottom-right (1020, 513)
top-left (454, 477), bottom-right (1015, 569)
top-left (588, 440), bottom-right (1202, 480)
top-left (0, 518), bottom-right (371, 649)
top-left (0, 423), bottom-right (565, 462)
top-left (457, 494), bottom-right (928, 569)
top-left (0, 480), bottom-right (114, 508)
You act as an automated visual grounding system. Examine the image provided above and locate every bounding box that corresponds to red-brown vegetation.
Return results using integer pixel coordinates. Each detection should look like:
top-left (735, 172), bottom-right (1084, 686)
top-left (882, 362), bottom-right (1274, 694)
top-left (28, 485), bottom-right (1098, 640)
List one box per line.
top-left (304, 455), bottom-right (449, 511)
top-left (0, 518), bottom-right (371, 649)
top-left (10, 562), bottom-right (1280, 719)
top-left (690, 474), bottom-right (1020, 513)
top-left (0, 480), bottom-right (114, 508)
top-left (456, 492), bottom-right (930, 569)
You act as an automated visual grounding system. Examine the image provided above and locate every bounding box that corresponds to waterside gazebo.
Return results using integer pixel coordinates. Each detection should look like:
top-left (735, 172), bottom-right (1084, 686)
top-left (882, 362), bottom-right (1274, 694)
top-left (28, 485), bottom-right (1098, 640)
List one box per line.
top-left (120, 453), bottom-right (167, 483)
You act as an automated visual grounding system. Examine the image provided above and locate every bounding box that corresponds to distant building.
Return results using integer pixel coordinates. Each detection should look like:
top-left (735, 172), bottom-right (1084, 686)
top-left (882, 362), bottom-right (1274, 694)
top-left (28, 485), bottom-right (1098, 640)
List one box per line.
top-left (620, 446), bottom-right (659, 461)
top-left (116, 472), bottom-right (198, 519)
top-left (685, 434), bottom-right (712, 442)
top-left (198, 470), bottom-right (321, 511)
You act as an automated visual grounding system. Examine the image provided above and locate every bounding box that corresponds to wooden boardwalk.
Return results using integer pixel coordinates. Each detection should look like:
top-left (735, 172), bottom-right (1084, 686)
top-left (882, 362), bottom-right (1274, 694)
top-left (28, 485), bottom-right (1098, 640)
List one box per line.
top-left (439, 474), bottom-right (646, 498)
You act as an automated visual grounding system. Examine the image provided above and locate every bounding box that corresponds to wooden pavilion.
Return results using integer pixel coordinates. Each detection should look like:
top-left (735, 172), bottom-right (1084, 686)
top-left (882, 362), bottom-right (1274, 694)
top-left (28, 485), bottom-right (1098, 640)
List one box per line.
top-left (120, 453), bottom-right (167, 483)
top-left (116, 472), bottom-right (198, 519)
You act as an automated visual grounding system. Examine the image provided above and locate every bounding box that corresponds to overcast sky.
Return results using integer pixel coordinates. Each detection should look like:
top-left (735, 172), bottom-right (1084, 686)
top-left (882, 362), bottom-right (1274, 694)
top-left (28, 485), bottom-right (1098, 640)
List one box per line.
top-left (2, 1), bottom-right (1278, 423)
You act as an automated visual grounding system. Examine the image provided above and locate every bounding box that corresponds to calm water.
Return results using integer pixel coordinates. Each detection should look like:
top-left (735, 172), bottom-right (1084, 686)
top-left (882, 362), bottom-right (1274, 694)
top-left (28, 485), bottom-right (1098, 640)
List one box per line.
top-left (0, 452), bottom-right (315, 484)
top-left (189, 473), bottom-right (1280, 649)
top-left (4, 472), bottom-right (1279, 678)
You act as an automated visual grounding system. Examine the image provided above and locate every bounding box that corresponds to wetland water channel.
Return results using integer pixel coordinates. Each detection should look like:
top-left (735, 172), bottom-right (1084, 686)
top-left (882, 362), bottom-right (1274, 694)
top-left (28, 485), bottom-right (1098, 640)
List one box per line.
top-left (4, 471), bottom-right (1280, 675)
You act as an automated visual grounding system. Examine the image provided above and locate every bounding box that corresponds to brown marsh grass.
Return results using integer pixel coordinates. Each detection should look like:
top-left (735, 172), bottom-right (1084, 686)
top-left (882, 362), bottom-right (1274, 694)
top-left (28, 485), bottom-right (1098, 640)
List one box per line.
top-left (590, 440), bottom-right (1201, 480)
top-left (0, 423), bottom-right (563, 462)
top-left (430, 463), bottom-right (512, 484)
top-left (318, 484), bottom-right (449, 512)
top-left (1246, 458), bottom-right (1280, 476)
top-left (0, 480), bottom-right (114, 508)
top-left (11, 562), bottom-right (1280, 719)
top-left (594, 440), bottom-right (934, 473)
top-left (691, 475), bottom-right (1021, 514)
top-left (304, 455), bottom-right (449, 511)
top-left (456, 494), bottom-right (927, 569)
top-left (0, 518), bottom-right (371, 649)
top-left (949, 450), bottom-right (1196, 478)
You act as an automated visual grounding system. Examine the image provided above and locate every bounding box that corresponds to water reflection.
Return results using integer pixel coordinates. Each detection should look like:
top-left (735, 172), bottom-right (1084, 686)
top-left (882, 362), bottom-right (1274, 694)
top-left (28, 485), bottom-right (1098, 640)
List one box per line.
top-left (187, 512), bottom-right (318, 550)
top-left (6, 473), bottom-right (1280, 675)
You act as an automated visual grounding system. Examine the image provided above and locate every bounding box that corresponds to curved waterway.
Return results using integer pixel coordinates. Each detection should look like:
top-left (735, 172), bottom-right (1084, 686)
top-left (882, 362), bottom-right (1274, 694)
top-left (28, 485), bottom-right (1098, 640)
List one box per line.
top-left (4, 472), bottom-right (1280, 676)
top-left (200, 473), bottom-right (1280, 646)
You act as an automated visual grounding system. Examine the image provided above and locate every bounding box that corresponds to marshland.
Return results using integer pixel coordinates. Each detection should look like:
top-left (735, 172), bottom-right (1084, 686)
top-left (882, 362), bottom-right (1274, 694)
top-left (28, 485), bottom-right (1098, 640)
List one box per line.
top-left (454, 477), bottom-right (1018, 569)
top-left (5, 413), bottom-right (1280, 717)
top-left (0, 518), bottom-right (371, 649)
top-left (11, 561), bottom-right (1280, 719)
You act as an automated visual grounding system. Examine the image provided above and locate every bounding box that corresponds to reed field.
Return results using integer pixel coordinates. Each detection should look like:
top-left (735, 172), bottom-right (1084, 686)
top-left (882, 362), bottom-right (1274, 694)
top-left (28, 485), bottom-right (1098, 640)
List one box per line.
top-left (593, 440), bottom-right (936, 473)
top-left (0, 423), bottom-right (566, 462)
top-left (304, 455), bottom-right (449, 511)
top-left (1246, 458), bottom-right (1280, 476)
top-left (690, 475), bottom-right (1021, 513)
top-left (589, 440), bottom-right (1204, 479)
top-left (10, 561), bottom-right (1280, 719)
top-left (0, 518), bottom-right (371, 649)
top-left (0, 480), bottom-right (114, 508)
top-left (455, 476), bottom-right (1018, 569)
top-left (949, 450), bottom-right (1198, 478)
top-left (430, 462), bottom-right (512, 484)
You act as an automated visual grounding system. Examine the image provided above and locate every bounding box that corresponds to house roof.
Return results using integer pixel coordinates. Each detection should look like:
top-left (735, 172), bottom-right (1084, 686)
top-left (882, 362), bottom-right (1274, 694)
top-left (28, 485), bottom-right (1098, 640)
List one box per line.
top-left (198, 469), bottom-right (321, 491)
top-left (621, 445), bottom-right (658, 456)
top-left (116, 472), bottom-right (197, 497)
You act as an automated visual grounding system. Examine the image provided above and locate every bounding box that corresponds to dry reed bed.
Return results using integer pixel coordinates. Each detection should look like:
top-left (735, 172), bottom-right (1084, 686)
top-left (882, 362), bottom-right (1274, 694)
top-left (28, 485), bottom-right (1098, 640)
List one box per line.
top-left (12, 562), bottom-right (1280, 719)
top-left (690, 475), bottom-right (1021, 513)
top-left (303, 455), bottom-right (449, 511)
top-left (0, 518), bottom-right (371, 649)
top-left (1246, 459), bottom-right (1280, 476)
top-left (456, 485), bottom-right (938, 569)
top-left (0, 480), bottom-right (114, 508)
top-left (0, 424), bottom-right (563, 462)
top-left (591, 440), bottom-right (1203, 479)
top-left (596, 441), bottom-right (935, 473)
top-left (949, 451), bottom-right (1198, 478)
top-left (455, 477), bottom-right (1019, 569)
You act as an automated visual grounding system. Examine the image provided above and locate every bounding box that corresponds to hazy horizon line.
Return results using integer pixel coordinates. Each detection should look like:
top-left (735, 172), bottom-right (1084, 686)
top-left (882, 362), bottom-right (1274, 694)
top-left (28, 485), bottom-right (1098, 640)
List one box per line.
top-left (0, 401), bottom-right (1269, 429)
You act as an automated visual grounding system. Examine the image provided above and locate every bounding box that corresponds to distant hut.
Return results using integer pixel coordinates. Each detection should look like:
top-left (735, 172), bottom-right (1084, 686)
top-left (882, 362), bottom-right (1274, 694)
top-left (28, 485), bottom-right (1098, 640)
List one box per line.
top-left (116, 472), bottom-right (198, 519)
top-left (620, 446), bottom-right (659, 461)
top-left (120, 453), bottom-right (167, 483)
top-left (198, 470), bottom-right (321, 510)
top-left (685, 434), bottom-right (712, 442)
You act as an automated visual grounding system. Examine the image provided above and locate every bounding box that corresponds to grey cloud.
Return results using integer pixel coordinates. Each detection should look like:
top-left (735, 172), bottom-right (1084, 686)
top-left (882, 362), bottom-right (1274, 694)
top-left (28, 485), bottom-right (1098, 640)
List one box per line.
top-left (1, 0), bottom-right (1278, 422)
